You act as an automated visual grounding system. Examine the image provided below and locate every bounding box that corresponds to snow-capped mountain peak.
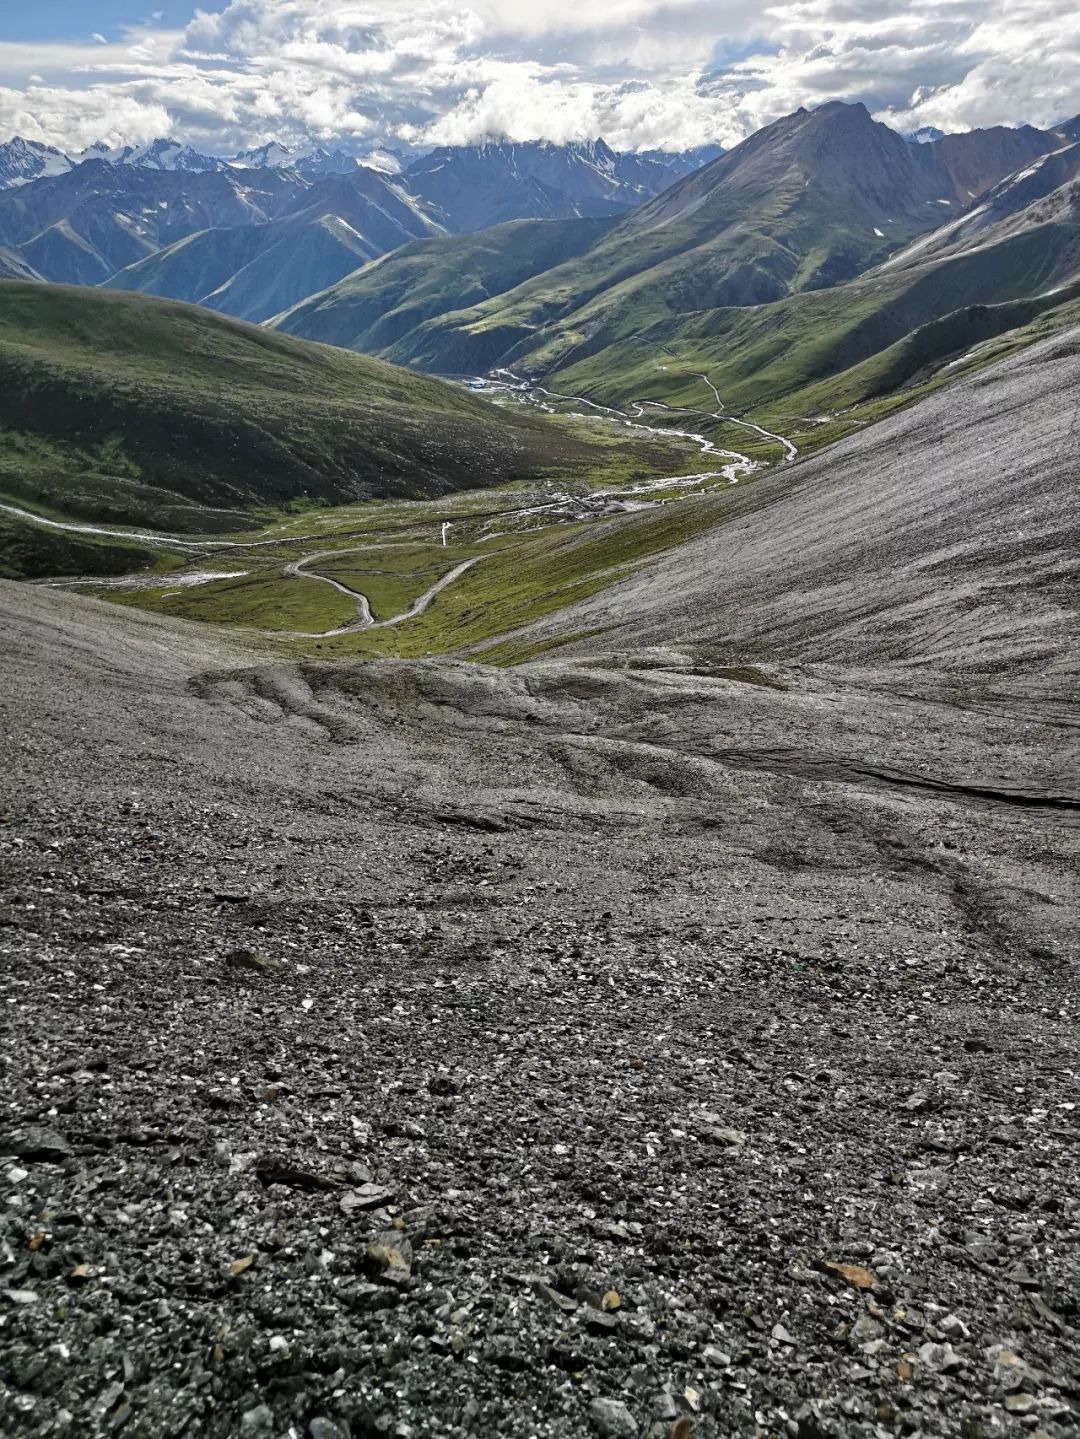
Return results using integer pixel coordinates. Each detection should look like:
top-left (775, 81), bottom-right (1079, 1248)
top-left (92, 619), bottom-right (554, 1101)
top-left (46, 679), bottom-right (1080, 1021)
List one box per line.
top-left (0, 136), bottom-right (74, 187)
top-left (231, 141), bottom-right (294, 170)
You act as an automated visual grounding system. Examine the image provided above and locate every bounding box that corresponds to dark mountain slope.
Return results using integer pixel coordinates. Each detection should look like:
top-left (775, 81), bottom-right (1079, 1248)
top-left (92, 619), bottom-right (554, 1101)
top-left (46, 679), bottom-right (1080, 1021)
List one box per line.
top-left (0, 281), bottom-right (626, 516)
top-left (923, 123), bottom-right (1069, 202)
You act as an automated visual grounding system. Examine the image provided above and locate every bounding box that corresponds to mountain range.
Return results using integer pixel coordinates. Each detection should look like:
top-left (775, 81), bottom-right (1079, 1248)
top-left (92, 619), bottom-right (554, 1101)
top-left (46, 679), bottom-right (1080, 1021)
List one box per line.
top-left (275, 102), bottom-right (1080, 416)
top-left (0, 102), bottom-right (1077, 423)
top-left (0, 135), bottom-right (387, 187)
top-left (0, 134), bottom-right (722, 321)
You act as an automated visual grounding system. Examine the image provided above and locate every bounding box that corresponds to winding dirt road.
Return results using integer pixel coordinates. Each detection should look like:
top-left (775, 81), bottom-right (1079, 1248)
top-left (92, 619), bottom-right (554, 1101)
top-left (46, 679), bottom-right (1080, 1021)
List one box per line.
top-left (6, 368), bottom-right (797, 636)
top-left (283, 548), bottom-right (485, 638)
top-left (485, 368), bottom-right (798, 469)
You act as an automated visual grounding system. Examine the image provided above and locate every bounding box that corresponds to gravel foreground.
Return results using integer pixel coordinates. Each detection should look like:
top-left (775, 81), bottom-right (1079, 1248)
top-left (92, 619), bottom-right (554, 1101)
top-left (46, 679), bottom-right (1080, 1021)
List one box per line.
top-left (1, 337), bottom-right (1079, 1439)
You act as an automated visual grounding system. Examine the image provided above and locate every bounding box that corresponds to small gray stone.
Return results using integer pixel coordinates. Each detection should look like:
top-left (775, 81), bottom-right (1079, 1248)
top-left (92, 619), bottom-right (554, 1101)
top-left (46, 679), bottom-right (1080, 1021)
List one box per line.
top-left (9, 1127), bottom-right (72, 1163)
top-left (365, 1230), bottom-right (413, 1284)
top-left (340, 1184), bottom-right (396, 1214)
top-left (1004, 1394), bottom-right (1036, 1415)
top-left (531, 1280), bottom-right (578, 1314)
top-left (901, 1093), bottom-right (930, 1112)
top-left (590, 1397), bottom-right (639, 1437)
top-left (2, 1289), bottom-right (39, 1306)
top-left (918, 1341), bottom-right (963, 1372)
top-left (240, 1405), bottom-right (273, 1432)
top-left (309, 1422), bottom-right (347, 1439)
top-left (701, 1126), bottom-right (747, 1147)
top-left (851, 1314), bottom-right (884, 1343)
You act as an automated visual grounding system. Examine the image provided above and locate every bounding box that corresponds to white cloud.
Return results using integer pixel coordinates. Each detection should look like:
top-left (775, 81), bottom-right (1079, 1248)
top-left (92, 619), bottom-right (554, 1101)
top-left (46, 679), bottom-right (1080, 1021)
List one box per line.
top-left (0, 0), bottom-right (1075, 155)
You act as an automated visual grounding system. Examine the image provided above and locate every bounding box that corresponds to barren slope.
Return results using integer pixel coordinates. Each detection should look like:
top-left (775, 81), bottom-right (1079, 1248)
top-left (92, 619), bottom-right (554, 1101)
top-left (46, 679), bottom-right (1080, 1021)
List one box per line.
top-left (0, 331), bottom-right (1077, 1438)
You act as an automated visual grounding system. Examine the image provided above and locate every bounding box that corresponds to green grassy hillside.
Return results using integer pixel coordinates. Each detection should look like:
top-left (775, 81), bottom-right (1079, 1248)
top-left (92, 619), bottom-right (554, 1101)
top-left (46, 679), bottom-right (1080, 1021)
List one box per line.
top-left (0, 280), bottom-right (676, 526)
top-left (325, 103), bottom-right (950, 379)
top-left (547, 217), bottom-right (1080, 415)
top-left (272, 216), bottom-right (614, 355)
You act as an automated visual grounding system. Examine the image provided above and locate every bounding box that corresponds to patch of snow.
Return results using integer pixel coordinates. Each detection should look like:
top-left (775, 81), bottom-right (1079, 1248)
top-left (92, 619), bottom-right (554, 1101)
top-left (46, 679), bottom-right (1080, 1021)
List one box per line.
top-left (70, 569), bottom-right (250, 592)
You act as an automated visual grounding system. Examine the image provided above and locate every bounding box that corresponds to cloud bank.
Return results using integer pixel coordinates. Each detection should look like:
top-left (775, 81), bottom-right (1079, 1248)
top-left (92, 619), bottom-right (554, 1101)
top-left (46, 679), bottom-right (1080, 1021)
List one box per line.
top-left (0, 0), bottom-right (1076, 154)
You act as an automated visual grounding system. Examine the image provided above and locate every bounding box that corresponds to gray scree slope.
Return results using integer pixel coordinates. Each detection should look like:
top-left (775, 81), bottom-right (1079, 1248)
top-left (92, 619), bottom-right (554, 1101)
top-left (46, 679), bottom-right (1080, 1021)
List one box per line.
top-left (0, 330), bottom-right (1077, 1438)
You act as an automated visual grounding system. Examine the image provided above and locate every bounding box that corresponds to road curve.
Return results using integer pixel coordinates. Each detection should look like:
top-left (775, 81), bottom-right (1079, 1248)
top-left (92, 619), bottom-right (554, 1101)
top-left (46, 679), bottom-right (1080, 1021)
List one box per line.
top-left (283, 549), bottom-right (485, 638)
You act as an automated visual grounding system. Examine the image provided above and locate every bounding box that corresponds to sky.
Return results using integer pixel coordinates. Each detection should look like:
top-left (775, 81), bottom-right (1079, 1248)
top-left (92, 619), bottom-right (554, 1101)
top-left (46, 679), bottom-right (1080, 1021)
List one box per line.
top-left (0, 1), bottom-right (1077, 156)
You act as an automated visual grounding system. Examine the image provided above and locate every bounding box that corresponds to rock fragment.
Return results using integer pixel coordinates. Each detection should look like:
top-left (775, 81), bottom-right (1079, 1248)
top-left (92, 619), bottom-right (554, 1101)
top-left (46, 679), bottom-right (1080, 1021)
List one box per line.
top-left (8, 1126), bottom-right (73, 1162)
top-left (589, 1397), bottom-right (639, 1437)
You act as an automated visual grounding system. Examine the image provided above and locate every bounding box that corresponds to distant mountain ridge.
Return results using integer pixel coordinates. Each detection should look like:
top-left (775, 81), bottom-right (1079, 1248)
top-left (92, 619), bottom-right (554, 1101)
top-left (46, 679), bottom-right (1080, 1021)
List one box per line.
top-left (3, 107), bottom-right (1076, 350)
top-left (401, 139), bottom-right (691, 232)
top-left (0, 133), bottom-right (717, 315)
top-left (0, 135), bottom-right (397, 187)
top-left (0, 133), bottom-right (715, 192)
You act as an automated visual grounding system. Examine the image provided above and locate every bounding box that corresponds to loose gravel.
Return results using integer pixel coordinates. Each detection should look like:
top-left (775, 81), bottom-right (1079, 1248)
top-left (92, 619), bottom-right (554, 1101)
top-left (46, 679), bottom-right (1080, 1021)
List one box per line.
top-left (1, 576), bottom-right (1077, 1439)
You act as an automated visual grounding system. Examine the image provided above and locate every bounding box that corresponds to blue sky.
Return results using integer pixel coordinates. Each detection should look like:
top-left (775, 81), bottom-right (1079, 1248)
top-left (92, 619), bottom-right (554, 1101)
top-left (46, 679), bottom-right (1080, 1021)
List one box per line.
top-left (1, 3), bottom-right (224, 42)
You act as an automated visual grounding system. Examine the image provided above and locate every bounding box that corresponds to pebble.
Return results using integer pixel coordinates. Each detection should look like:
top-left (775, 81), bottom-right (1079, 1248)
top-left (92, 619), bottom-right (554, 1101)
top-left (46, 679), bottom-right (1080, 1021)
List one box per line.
top-left (590, 1397), bottom-right (639, 1437)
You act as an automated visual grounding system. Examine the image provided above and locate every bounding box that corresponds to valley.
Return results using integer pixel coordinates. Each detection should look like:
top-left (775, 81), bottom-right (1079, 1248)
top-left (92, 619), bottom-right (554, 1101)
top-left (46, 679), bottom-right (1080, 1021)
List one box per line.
top-left (0, 88), bottom-right (1078, 1439)
top-left (5, 281), bottom-right (1069, 663)
top-left (2, 318), bottom-right (1077, 1439)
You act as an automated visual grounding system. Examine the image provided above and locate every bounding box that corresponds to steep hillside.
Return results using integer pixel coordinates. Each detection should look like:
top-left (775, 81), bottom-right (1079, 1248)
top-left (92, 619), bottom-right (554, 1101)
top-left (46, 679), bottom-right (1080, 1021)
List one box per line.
top-left (548, 172), bottom-right (1080, 414)
top-left (494, 326), bottom-right (1080, 678)
top-left (272, 216), bottom-right (614, 351)
top-left (879, 142), bottom-right (1080, 272)
top-left (348, 102), bottom-right (959, 376)
top-left (0, 281), bottom-right (635, 520)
